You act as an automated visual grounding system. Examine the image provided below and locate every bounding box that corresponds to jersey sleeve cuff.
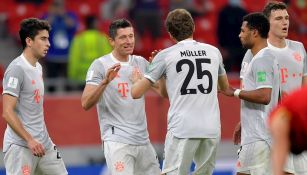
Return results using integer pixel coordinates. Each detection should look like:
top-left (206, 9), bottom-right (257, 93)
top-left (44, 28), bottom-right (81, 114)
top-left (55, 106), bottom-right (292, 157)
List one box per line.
top-left (2, 90), bottom-right (19, 97)
top-left (144, 75), bottom-right (156, 84)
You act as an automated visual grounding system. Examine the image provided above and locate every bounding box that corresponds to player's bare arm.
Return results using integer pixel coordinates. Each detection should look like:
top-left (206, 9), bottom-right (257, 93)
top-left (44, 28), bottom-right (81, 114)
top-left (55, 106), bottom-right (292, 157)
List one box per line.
top-left (221, 87), bottom-right (272, 105)
top-left (270, 108), bottom-right (291, 175)
top-left (2, 94), bottom-right (45, 157)
top-left (303, 76), bottom-right (307, 85)
top-left (131, 77), bottom-right (152, 99)
top-left (130, 67), bottom-right (168, 98)
top-left (81, 63), bottom-right (121, 110)
top-left (218, 74), bottom-right (229, 92)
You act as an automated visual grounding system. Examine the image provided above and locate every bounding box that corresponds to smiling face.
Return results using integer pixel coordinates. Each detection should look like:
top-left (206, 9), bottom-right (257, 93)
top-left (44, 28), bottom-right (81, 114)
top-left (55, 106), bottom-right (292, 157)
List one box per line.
top-left (110, 27), bottom-right (135, 59)
top-left (27, 30), bottom-right (50, 59)
top-left (239, 21), bottom-right (254, 49)
top-left (268, 9), bottom-right (289, 39)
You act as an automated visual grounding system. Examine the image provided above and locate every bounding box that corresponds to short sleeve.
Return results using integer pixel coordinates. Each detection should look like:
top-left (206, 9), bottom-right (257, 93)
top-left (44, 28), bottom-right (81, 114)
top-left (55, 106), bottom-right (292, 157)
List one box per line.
top-left (301, 44), bottom-right (307, 76)
top-left (2, 65), bottom-right (24, 97)
top-left (85, 59), bottom-right (105, 86)
top-left (144, 52), bottom-right (167, 83)
top-left (252, 56), bottom-right (274, 89)
top-left (217, 49), bottom-right (226, 76)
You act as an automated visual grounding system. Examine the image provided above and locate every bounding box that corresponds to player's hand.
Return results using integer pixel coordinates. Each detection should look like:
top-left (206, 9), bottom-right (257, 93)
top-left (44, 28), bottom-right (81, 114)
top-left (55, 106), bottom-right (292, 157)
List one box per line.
top-left (149, 49), bottom-right (161, 63)
top-left (233, 122), bottom-right (241, 145)
top-left (27, 138), bottom-right (45, 157)
top-left (105, 63), bottom-right (121, 83)
top-left (130, 67), bottom-right (143, 84)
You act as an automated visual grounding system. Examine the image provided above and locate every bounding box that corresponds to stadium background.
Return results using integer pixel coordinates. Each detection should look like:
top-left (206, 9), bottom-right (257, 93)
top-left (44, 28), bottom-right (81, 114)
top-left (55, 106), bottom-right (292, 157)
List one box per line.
top-left (0, 0), bottom-right (306, 174)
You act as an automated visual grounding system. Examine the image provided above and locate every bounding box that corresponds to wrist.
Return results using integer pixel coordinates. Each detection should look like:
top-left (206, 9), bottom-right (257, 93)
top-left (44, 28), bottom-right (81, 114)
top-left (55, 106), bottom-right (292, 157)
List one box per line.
top-left (234, 89), bottom-right (241, 98)
top-left (102, 79), bottom-right (109, 86)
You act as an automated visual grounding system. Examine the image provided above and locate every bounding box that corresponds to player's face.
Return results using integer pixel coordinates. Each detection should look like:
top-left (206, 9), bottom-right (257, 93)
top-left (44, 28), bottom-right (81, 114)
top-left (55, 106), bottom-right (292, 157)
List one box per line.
top-left (111, 27), bottom-right (135, 56)
top-left (239, 21), bottom-right (253, 49)
top-left (28, 30), bottom-right (50, 59)
top-left (269, 9), bottom-right (289, 39)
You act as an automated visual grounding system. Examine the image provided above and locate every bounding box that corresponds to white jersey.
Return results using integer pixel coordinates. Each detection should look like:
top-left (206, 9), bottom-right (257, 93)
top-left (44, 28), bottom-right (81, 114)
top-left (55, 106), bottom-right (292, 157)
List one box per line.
top-left (239, 48), bottom-right (280, 145)
top-left (268, 39), bottom-right (307, 93)
top-left (2, 54), bottom-right (53, 152)
top-left (86, 53), bottom-right (150, 145)
top-left (145, 39), bottom-right (226, 138)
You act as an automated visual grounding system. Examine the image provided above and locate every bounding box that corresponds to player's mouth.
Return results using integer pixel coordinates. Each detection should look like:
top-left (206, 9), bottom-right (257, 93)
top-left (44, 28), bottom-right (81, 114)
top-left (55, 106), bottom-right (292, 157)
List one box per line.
top-left (282, 27), bottom-right (288, 32)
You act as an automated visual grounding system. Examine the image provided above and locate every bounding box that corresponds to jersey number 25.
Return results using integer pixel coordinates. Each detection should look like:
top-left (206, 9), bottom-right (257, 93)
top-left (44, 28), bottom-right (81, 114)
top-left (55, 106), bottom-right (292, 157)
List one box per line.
top-left (176, 58), bottom-right (213, 95)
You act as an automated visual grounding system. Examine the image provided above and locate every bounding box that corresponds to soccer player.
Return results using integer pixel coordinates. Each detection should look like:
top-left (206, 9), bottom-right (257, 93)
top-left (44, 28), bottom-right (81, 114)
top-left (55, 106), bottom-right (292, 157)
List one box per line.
top-left (2, 18), bottom-right (67, 174)
top-left (221, 13), bottom-right (280, 175)
top-left (269, 85), bottom-right (307, 175)
top-left (131, 9), bottom-right (230, 175)
top-left (263, 1), bottom-right (307, 174)
top-left (81, 19), bottom-right (160, 175)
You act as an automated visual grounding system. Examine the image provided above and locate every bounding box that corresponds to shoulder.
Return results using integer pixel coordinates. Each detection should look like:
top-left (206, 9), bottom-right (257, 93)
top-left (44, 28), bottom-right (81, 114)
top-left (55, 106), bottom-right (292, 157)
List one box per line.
top-left (6, 57), bottom-right (25, 74)
top-left (286, 39), bottom-right (305, 50)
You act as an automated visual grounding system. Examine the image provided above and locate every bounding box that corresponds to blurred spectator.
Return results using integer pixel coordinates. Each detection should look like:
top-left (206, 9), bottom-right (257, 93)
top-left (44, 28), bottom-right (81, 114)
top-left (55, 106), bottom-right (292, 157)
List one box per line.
top-left (68, 15), bottom-right (112, 89)
top-left (284, 0), bottom-right (307, 46)
top-left (170, 0), bottom-right (214, 18)
top-left (130, 0), bottom-right (162, 39)
top-left (217, 0), bottom-right (247, 72)
top-left (42, 0), bottom-right (78, 88)
top-left (100, 0), bottom-right (131, 21)
top-left (15, 0), bottom-right (44, 5)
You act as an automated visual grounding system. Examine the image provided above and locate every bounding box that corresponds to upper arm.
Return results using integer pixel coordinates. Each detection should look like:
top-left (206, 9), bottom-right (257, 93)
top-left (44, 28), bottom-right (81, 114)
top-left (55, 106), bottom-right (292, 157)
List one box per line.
top-left (218, 74), bottom-right (229, 91)
top-left (2, 94), bottom-right (18, 118)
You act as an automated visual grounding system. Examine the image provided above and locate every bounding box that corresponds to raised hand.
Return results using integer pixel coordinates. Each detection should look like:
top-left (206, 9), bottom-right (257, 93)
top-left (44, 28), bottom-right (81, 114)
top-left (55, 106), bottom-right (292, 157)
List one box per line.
top-left (149, 49), bottom-right (161, 63)
top-left (105, 63), bottom-right (121, 83)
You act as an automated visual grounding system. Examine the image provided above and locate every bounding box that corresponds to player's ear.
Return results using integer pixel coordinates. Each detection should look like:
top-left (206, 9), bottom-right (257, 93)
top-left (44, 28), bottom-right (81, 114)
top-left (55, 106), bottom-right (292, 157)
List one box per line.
top-left (26, 37), bottom-right (33, 48)
top-left (108, 37), bottom-right (115, 47)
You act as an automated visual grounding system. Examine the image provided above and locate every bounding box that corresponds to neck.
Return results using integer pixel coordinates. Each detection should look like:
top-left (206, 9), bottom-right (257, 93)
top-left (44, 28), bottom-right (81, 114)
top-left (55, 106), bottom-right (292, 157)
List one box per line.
top-left (251, 39), bottom-right (268, 56)
top-left (268, 36), bottom-right (286, 48)
top-left (23, 49), bottom-right (38, 66)
top-left (112, 51), bottom-right (129, 62)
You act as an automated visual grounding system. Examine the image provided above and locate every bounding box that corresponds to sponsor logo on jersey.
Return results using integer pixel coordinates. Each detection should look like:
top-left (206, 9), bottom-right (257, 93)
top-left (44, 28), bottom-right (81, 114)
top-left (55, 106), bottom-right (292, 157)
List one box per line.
top-left (118, 83), bottom-right (129, 98)
top-left (257, 72), bottom-right (266, 82)
top-left (7, 77), bottom-right (18, 89)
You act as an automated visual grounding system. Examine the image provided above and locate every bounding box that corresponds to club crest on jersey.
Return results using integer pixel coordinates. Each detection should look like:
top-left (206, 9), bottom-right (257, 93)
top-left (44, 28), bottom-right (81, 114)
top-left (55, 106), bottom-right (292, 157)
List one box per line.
top-left (7, 77), bottom-right (18, 89)
top-left (114, 161), bottom-right (125, 172)
top-left (293, 52), bottom-right (302, 62)
top-left (22, 165), bottom-right (31, 175)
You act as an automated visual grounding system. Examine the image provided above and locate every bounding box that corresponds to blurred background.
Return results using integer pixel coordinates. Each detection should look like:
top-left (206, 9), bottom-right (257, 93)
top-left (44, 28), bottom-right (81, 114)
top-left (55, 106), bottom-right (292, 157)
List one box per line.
top-left (0, 0), bottom-right (306, 174)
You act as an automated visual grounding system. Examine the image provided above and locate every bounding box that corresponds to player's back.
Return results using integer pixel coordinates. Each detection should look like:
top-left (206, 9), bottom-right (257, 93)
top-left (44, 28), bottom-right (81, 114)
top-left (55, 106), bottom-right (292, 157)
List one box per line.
top-left (150, 39), bottom-right (226, 139)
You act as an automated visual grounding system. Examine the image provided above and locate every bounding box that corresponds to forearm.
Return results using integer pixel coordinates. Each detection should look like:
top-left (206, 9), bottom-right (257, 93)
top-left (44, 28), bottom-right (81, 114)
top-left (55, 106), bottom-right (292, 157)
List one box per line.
top-left (81, 79), bottom-right (109, 110)
top-left (3, 111), bottom-right (33, 142)
top-left (131, 77), bottom-right (152, 99)
top-left (302, 76), bottom-right (307, 85)
top-left (151, 78), bottom-right (168, 98)
top-left (237, 89), bottom-right (271, 105)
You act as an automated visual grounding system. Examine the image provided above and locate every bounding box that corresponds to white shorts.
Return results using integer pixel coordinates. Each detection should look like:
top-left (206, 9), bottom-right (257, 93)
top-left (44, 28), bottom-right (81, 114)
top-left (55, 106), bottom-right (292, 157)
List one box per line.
top-left (236, 141), bottom-right (272, 175)
top-left (104, 141), bottom-right (160, 175)
top-left (284, 151), bottom-right (307, 174)
top-left (162, 131), bottom-right (220, 175)
top-left (4, 144), bottom-right (67, 175)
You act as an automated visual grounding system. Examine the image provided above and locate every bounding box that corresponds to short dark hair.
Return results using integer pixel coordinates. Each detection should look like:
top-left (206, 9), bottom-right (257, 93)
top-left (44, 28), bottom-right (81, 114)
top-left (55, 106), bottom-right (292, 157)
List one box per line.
top-left (19, 18), bottom-right (51, 49)
top-left (109, 19), bottom-right (132, 39)
top-left (263, 1), bottom-right (287, 18)
top-left (165, 9), bottom-right (194, 42)
top-left (243, 12), bottom-right (270, 38)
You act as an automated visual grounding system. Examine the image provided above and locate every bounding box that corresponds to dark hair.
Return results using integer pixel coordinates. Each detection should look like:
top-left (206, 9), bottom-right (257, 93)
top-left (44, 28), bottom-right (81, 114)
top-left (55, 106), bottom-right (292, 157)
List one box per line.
top-left (263, 1), bottom-right (287, 18)
top-left (165, 9), bottom-right (194, 42)
top-left (85, 15), bottom-right (97, 29)
top-left (19, 18), bottom-right (51, 49)
top-left (109, 19), bottom-right (132, 39)
top-left (243, 12), bottom-right (270, 38)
